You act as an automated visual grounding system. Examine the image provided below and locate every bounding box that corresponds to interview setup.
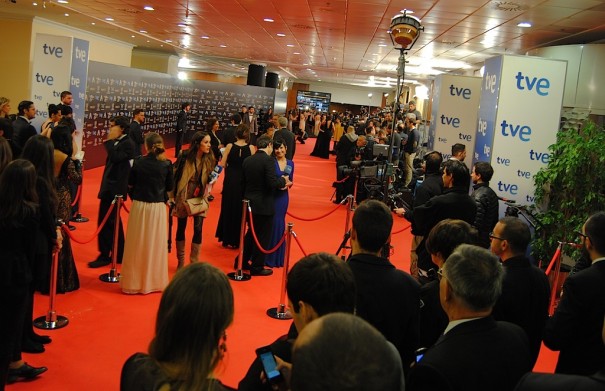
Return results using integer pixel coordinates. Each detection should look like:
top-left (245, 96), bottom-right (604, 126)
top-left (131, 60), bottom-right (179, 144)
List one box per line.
top-left (2, 1), bottom-right (605, 390)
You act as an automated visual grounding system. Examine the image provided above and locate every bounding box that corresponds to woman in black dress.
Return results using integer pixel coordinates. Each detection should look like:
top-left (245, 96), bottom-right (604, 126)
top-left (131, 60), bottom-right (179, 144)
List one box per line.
top-left (215, 124), bottom-right (255, 248)
top-left (311, 114), bottom-right (333, 159)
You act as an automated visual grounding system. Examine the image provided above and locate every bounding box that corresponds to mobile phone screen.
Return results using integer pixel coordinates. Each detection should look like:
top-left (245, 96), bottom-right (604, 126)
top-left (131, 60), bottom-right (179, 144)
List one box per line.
top-left (259, 351), bottom-right (282, 383)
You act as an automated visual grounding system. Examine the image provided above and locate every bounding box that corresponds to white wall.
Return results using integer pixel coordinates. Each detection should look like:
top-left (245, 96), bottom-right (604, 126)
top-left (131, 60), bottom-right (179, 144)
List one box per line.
top-left (305, 81), bottom-right (391, 107)
top-left (31, 17), bottom-right (133, 67)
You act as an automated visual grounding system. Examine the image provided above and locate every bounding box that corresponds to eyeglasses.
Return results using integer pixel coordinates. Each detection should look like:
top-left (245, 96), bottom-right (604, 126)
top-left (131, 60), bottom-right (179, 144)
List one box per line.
top-left (575, 230), bottom-right (589, 242)
top-left (489, 232), bottom-right (506, 241)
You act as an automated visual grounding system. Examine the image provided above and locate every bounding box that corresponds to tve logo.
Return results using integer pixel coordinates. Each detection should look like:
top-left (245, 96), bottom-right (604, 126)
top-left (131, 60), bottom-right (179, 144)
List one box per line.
top-left (517, 169), bottom-right (532, 179)
top-left (495, 156), bottom-right (510, 166)
top-left (500, 120), bottom-right (531, 142)
top-left (477, 118), bottom-right (487, 136)
top-left (529, 149), bottom-right (551, 163)
top-left (484, 72), bottom-right (497, 93)
top-left (440, 114), bottom-right (460, 128)
top-left (497, 180), bottom-right (518, 195)
top-left (459, 133), bottom-right (472, 142)
top-left (515, 72), bottom-right (550, 96)
top-left (449, 84), bottom-right (471, 99)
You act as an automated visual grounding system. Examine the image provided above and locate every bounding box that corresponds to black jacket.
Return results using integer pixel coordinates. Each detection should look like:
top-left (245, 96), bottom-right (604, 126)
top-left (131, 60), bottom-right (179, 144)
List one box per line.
top-left (129, 120), bottom-right (144, 157)
top-left (471, 182), bottom-right (499, 247)
top-left (98, 136), bottom-right (136, 201)
top-left (128, 155), bottom-right (173, 203)
top-left (12, 116), bottom-right (37, 150)
top-left (242, 150), bottom-right (286, 216)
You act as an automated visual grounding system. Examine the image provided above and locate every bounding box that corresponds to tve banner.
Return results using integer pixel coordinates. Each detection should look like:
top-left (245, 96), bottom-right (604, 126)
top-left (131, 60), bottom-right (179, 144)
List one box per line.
top-left (473, 55), bottom-right (567, 205)
top-left (31, 34), bottom-right (89, 150)
top-left (428, 75), bottom-right (481, 168)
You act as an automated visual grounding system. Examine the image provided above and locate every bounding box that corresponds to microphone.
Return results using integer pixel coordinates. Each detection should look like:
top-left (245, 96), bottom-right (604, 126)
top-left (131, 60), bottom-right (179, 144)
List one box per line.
top-left (283, 164), bottom-right (292, 176)
top-left (209, 165), bottom-right (223, 184)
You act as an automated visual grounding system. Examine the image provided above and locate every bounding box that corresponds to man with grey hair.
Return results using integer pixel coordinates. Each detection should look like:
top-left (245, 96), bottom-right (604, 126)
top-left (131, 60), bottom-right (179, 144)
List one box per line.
top-left (402, 113), bottom-right (419, 186)
top-left (274, 115), bottom-right (295, 160)
top-left (290, 313), bottom-right (405, 391)
top-left (407, 244), bottom-right (532, 391)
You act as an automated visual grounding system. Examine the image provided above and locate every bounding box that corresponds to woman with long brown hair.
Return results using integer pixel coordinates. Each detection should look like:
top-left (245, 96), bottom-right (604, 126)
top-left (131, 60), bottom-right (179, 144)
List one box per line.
top-left (170, 131), bottom-right (215, 269)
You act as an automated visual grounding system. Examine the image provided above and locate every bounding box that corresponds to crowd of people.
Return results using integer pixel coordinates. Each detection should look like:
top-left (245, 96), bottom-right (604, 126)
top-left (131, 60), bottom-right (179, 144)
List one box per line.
top-left (1, 94), bottom-right (604, 391)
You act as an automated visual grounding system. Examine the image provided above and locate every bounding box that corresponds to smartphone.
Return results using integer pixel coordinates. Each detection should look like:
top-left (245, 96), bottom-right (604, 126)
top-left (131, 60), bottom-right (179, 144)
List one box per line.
top-left (256, 346), bottom-right (283, 385)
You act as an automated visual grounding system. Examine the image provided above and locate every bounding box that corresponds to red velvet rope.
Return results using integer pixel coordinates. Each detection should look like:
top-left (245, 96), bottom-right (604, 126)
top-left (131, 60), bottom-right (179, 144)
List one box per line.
top-left (248, 211), bottom-right (288, 254)
top-left (286, 201), bottom-right (344, 221)
top-left (70, 185), bottom-right (82, 207)
top-left (545, 245), bottom-right (562, 276)
top-left (392, 224), bottom-right (412, 235)
top-left (293, 232), bottom-right (307, 257)
top-left (61, 202), bottom-right (116, 244)
top-left (332, 175), bottom-right (351, 184)
top-left (121, 203), bottom-right (130, 214)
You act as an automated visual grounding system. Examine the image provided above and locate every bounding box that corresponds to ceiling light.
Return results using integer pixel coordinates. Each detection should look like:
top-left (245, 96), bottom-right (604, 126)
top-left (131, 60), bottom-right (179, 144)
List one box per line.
top-left (165, 39), bottom-right (172, 43)
top-left (140, 30), bottom-right (148, 33)
top-left (131, 35), bottom-right (135, 38)
top-left (201, 36), bottom-right (210, 39)
top-left (276, 33), bottom-right (286, 37)
top-left (293, 52), bottom-right (300, 55)
top-left (147, 40), bottom-right (150, 43)
top-left (264, 18), bottom-right (274, 22)
top-left (105, 17), bottom-right (114, 21)
top-left (287, 44), bottom-right (294, 47)
top-left (517, 22), bottom-right (532, 28)
top-left (177, 23), bottom-right (187, 27)
top-left (220, 44), bottom-right (227, 48)
top-left (64, 13), bottom-right (69, 16)
top-left (58, 0), bottom-right (69, 3)
top-left (400, 9), bottom-right (413, 14)
top-left (378, 44), bottom-right (387, 47)
top-left (33, 2), bottom-right (38, 5)
top-left (144, 6), bottom-right (154, 11)
top-left (178, 71), bottom-right (187, 80)
top-left (91, 22), bottom-right (95, 25)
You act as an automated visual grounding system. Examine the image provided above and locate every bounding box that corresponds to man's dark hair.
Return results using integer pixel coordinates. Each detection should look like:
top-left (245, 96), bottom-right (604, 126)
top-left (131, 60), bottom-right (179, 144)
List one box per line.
top-left (60, 91), bottom-right (72, 100)
top-left (256, 135), bottom-right (272, 149)
top-left (48, 104), bottom-right (60, 116)
top-left (248, 105), bottom-right (255, 110)
top-left (231, 113), bottom-right (241, 124)
top-left (110, 116), bottom-right (130, 134)
top-left (442, 159), bottom-right (470, 187)
top-left (18, 101), bottom-right (34, 116)
top-left (585, 211), bottom-right (605, 255)
top-left (133, 108), bottom-right (143, 116)
top-left (352, 200), bottom-right (392, 253)
top-left (426, 219), bottom-right (478, 260)
top-left (59, 104), bottom-right (73, 116)
top-left (473, 161), bottom-right (494, 182)
top-left (290, 313), bottom-right (403, 391)
top-left (181, 102), bottom-right (190, 110)
top-left (286, 253), bottom-right (356, 316)
top-left (451, 143), bottom-right (466, 156)
top-left (498, 217), bottom-right (531, 255)
top-left (424, 151), bottom-right (443, 174)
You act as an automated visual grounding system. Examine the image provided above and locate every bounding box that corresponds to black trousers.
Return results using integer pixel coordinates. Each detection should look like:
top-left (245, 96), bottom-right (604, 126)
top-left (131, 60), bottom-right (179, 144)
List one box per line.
top-left (97, 197), bottom-right (124, 262)
top-left (176, 216), bottom-right (203, 244)
top-left (175, 130), bottom-right (184, 158)
top-left (240, 213), bottom-right (273, 269)
top-left (0, 285), bottom-right (27, 381)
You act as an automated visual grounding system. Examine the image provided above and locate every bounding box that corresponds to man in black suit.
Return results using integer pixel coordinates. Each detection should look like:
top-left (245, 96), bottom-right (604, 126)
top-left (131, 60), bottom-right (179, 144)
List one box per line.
top-left (407, 244), bottom-right (532, 391)
top-left (237, 135), bottom-right (291, 276)
top-left (175, 102), bottom-right (190, 157)
top-left (129, 109), bottom-right (145, 158)
top-left (12, 100), bottom-right (37, 153)
top-left (471, 161), bottom-right (499, 248)
top-left (490, 217), bottom-right (550, 366)
top-left (243, 106), bottom-right (259, 145)
top-left (396, 159), bottom-right (476, 283)
top-left (347, 200), bottom-right (420, 373)
top-left (543, 211), bottom-right (605, 375)
top-left (222, 113), bottom-right (241, 146)
top-left (274, 116), bottom-right (295, 160)
top-left (88, 116), bottom-right (136, 268)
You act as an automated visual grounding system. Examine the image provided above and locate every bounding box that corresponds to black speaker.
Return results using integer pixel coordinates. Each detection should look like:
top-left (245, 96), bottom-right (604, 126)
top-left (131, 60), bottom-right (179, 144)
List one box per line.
top-left (265, 72), bottom-right (279, 88)
top-left (247, 64), bottom-right (266, 87)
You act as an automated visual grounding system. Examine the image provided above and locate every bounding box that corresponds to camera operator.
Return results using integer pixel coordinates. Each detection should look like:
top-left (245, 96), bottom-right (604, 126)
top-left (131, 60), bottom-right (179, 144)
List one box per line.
top-left (334, 126), bottom-right (360, 203)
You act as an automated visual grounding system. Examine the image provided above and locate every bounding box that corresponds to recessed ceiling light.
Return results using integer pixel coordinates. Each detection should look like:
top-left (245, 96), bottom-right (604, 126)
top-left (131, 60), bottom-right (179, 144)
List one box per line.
top-left (318, 79), bottom-right (322, 81)
top-left (58, 0), bottom-right (69, 3)
top-left (147, 40), bottom-right (150, 43)
top-left (517, 22), bottom-right (532, 28)
top-left (293, 52), bottom-right (300, 55)
top-left (276, 33), bottom-right (286, 37)
top-left (33, 2), bottom-right (38, 5)
top-left (287, 44), bottom-right (294, 47)
top-left (378, 44), bottom-right (387, 47)
top-left (160, 44), bottom-right (163, 47)
top-left (144, 6), bottom-right (154, 11)
top-left (105, 17), bottom-right (114, 21)
top-left (140, 30), bottom-right (148, 33)
top-left (177, 23), bottom-right (187, 27)
top-left (220, 44), bottom-right (227, 48)
top-left (263, 18), bottom-right (274, 22)
top-left (165, 39), bottom-right (172, 43)
top-left (91, 22), bottom-right (95, 25)
top-left (64, 13), bottom-right (69, 16)
top-left (131, 35), bottom-right (135, 38)
top-left (201, 36), bottom-right (210, 39)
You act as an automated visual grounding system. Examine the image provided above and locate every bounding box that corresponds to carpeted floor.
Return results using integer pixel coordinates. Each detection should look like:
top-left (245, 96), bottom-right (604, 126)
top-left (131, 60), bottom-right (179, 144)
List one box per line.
top-left (12, 138), bottom-right (557, 390)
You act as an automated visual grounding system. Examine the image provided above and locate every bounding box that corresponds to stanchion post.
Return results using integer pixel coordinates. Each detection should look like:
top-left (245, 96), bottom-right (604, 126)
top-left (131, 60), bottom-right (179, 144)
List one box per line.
top-left (267, 223), bottom-right (294, 320)
top-left (72, 158), bottom-right (89, 223)
top-left (34, 222), bottom-right (69, 330)
top-left (228, 199), bottom-right (251, 281)
top-left (100, 195), bottom-right (122, 283)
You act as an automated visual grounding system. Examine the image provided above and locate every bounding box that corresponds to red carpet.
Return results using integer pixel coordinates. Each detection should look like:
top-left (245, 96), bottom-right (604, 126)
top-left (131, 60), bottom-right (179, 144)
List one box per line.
top-left (13, 139), bottom-right (557, 390)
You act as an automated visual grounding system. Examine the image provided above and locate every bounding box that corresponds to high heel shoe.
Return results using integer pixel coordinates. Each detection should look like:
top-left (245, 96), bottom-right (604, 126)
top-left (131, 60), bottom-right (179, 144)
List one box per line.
top-left (7, 362), bottom-right (48, 384)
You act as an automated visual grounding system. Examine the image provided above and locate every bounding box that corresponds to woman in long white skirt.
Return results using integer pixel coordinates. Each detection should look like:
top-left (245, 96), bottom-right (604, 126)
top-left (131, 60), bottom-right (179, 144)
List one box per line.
top-left (121, 133), bottom-right (174, 294)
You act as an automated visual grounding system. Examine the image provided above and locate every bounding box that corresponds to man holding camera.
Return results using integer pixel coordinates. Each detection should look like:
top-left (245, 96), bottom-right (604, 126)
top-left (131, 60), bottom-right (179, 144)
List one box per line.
top-left (403, 113), bottom-right (420, 187)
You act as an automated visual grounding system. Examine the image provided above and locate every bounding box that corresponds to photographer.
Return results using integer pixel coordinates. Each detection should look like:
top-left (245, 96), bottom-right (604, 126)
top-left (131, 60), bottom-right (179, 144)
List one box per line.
top-left (334, 126), bottom-right (359, 203)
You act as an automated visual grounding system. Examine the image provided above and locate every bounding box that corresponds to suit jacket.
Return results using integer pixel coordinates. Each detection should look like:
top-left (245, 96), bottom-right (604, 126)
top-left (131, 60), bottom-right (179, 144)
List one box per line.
top-left (347, 252), bottom-right (420, 372)
top-left (410, 186), bottom-right (476, 237)
top-left (513, 369), bottom-right (605, 391)
top-left (274, 127), bottom-right (296, 160)
top-left (543, 260), bottom-right (605, 375)
top-left (176, 110), bottom-right (187, 132)
top-left (129, 120), bottom-right (144, 157)
top-left (492, 256), bottom-right (550, 366)
top-left (471, 182), bottom-right (499, 247)
top-left (98, 135), bottom-right (136, 201)
top-left (243, 113), bottom-right (258, 135)
top-left (407, 317), bottom-right (532, 391)
top-left (12, 116), bottom-right (37, 150)
top-left (242, 150), bottom-right (286, 216)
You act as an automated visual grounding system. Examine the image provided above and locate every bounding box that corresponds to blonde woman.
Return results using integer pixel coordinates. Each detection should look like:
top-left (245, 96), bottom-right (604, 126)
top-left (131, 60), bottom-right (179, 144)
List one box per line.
top-left (120, 133), bottom-right (174, 294)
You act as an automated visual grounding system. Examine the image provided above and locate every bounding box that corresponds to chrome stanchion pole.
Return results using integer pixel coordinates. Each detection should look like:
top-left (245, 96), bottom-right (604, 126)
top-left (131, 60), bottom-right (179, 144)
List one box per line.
top-left (100, 195), bottom-right (122, 283)
top-left (228, 199), bottom-right (251, 281)
top-left (34, 222), bottom-right (69, 330)
top-left (267, 223), bottom-right (294, 320)
top-left (342, 195), bottom-right (354, 259)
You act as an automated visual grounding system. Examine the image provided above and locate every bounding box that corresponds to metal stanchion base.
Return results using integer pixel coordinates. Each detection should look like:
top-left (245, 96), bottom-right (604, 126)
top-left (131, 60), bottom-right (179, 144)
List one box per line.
top-left (267, 307), bottom-right (293, 320)
top-left (227, 270), bottom-right (252, 281)
top-left (33, 315), bottom-right (69, 330)
top-left (71, 213), bottom-right (89, 223)
top-left (100, 270), bottom-right (120, 283)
